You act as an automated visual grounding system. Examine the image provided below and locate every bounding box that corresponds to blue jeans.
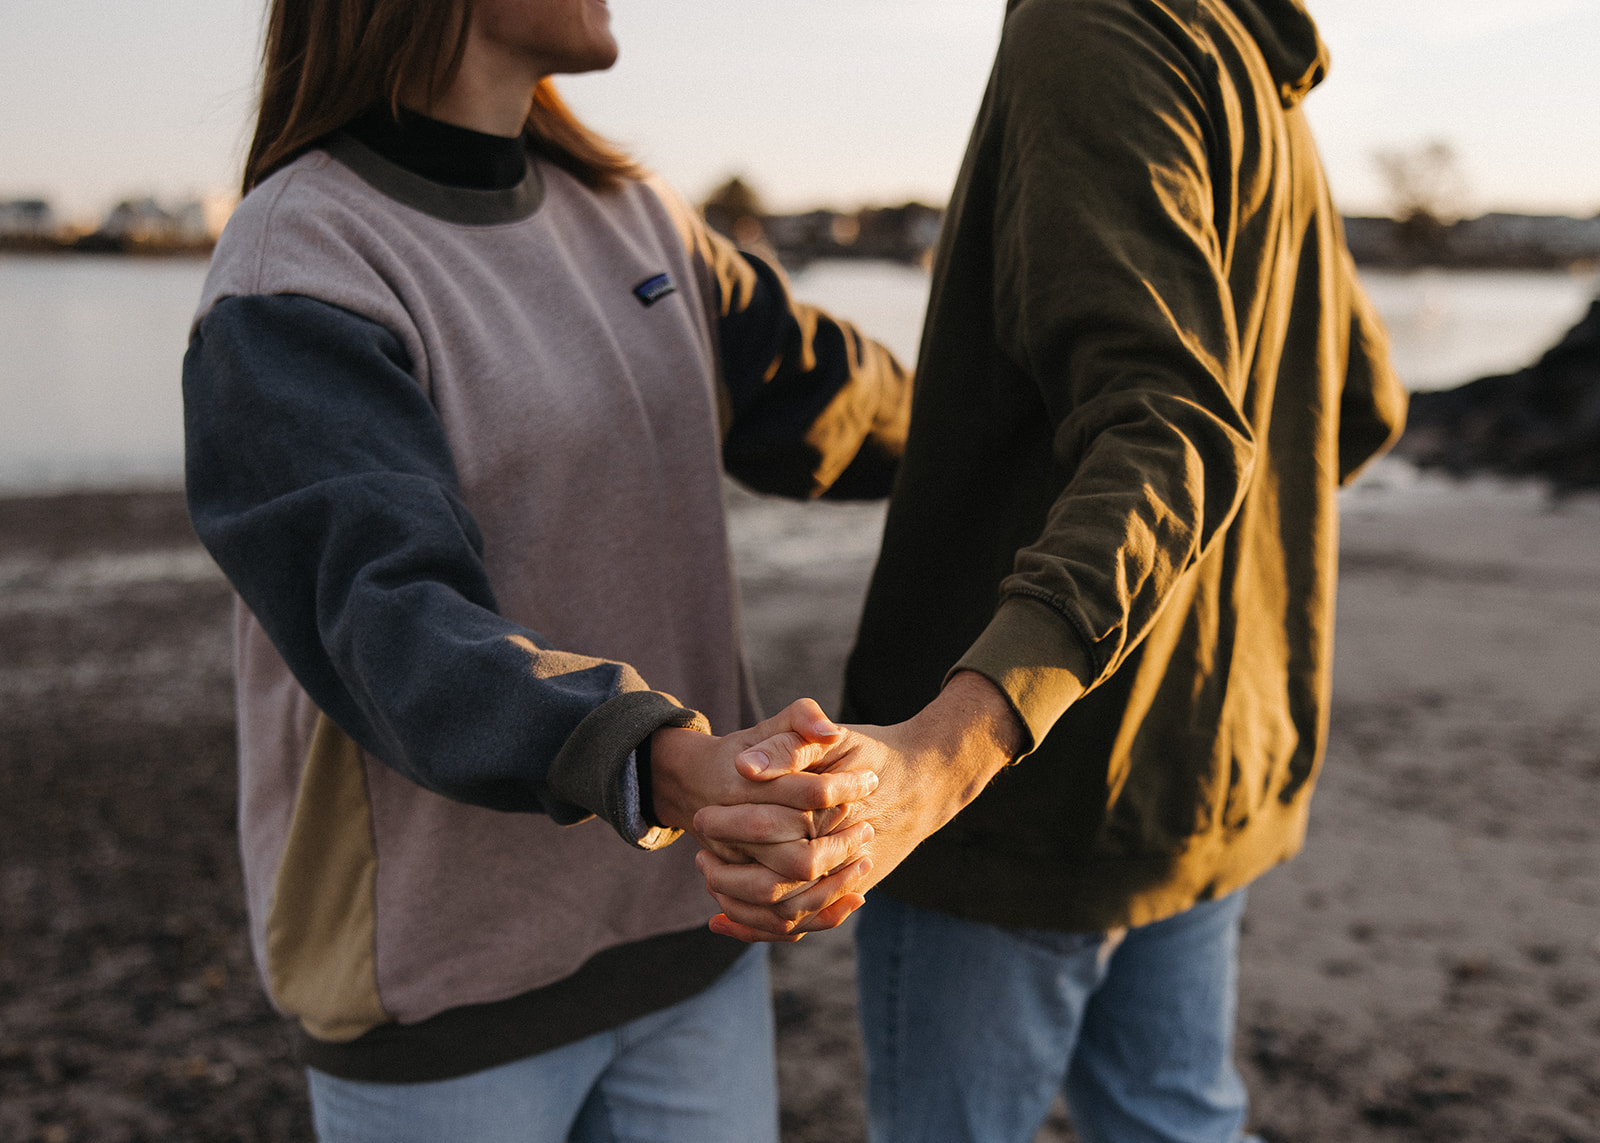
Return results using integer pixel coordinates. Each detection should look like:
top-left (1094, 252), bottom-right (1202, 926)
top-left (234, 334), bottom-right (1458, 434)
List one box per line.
top-left (855, 892), bottom-right (1262, 1143)
top-left (307, 945), bottom-right (777, 1143)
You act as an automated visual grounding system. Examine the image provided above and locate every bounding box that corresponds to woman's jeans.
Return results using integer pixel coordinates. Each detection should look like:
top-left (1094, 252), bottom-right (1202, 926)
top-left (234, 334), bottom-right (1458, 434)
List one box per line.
top-left (856, 891), bottom-right (1262, 1143)
top-left (307, 944), bottom-right (776, 1143)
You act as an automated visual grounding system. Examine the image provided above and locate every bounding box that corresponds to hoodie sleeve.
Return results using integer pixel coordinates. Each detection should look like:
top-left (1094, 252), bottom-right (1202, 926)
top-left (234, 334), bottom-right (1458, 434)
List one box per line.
top-left (183, 293), bottom-right (704, 849)
top-left (1335, 248), bottom-right (1409, 483)
top-left (953, 0), bottom-right (1259, 746)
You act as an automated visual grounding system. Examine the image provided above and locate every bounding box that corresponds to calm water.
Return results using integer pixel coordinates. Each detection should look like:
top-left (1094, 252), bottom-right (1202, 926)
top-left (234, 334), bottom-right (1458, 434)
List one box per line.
top-left (0, 255), bottom-right (208, 491)
top-left (0, 253), bottom-right (1594, 492)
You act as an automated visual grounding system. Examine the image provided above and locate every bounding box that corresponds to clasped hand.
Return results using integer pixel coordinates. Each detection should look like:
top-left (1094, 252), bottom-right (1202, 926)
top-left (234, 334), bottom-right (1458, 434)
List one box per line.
top-left (647, 698), bottom-right (880, 935)
top-left (658, 672), bottom-right (1025, 943)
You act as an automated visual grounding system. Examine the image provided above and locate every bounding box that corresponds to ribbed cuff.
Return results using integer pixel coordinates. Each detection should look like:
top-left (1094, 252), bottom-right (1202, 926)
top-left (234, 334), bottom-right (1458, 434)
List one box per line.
top-left (545, 690), bottom-right (710, 850)
top-left (951, 595), bottom-right (1093, 756)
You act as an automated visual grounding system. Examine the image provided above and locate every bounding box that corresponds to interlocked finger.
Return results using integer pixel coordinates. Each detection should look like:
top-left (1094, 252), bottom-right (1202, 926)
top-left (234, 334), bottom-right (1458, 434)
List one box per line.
top-left (730, 767), bottom-right (878, 811)
top-left (695, 802), bottom-right (817, 847)
top-left (699, 849), bottom-right (814, 906)
top-left (731, 821), bottom-right (873, 883)
top-left (707, 861), bottom-right (870, 939)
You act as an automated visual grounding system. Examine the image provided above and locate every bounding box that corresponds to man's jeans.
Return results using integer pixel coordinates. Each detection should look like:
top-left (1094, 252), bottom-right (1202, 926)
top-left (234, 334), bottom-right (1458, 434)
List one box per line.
top-left (856, 891), bottom-right (1263, 1143)
top-left (306, 945), bottom-right (777, 1143)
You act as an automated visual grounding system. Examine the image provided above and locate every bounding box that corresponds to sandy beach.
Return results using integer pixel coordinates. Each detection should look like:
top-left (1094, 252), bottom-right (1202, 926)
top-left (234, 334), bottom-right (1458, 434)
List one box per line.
top-left (2, 465), bottom-right (1597, 1141)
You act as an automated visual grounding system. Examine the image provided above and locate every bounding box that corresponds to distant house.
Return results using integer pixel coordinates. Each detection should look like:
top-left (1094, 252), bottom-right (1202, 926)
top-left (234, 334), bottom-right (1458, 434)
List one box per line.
top-left (1340, 216), bottom-right (1403, 265)
top-left (759, 204), bottom-right (944, 268)
top-left (761, 210), bottom-right (839, 260)
top-left (854, 203), bottom-right (943, 264)
top-left (1343, 210), bottom-right (1600, 269)
top-left (1450, 212), bottom-right (1600, 266)
top-left (0, 198), bottom-right (59, 242)
top-left (88, 197), bottom-right (214, 251)
top-left (98, 198), bottom-right (179, 245)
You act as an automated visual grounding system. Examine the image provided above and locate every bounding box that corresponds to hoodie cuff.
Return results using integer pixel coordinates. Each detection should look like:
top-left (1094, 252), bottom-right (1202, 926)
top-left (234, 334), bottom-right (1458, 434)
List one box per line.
top-left (951, 595), bottom-right (1092, 756)
top-left (545, 690), bottom-right (710, 850)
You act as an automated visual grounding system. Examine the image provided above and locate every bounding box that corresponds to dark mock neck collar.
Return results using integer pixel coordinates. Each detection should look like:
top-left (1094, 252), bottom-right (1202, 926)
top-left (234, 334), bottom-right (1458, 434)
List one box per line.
top-left (325, 109), bottom-right (545, 226)
top-left (345, 107), bottom-right (529, 191)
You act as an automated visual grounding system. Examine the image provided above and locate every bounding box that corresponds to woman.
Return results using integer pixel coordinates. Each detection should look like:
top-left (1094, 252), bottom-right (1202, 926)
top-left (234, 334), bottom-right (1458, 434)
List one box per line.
top-left (181, 0), bottom-right (904, 1138)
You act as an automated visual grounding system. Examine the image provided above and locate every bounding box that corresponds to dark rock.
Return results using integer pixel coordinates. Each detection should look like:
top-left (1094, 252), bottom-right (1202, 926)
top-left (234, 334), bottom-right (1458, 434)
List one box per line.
top-left (1397, 299), bottom-right (1600, 489)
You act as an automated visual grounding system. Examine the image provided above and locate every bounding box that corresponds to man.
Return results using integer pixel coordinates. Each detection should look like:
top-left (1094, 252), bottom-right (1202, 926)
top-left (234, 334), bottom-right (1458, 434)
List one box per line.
top-left (696, 0), bottom-right (1407, 1139)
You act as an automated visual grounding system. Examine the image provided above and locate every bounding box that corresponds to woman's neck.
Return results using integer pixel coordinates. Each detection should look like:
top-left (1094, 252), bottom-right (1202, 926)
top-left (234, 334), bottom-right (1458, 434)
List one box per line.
top-left (405, 30), bottom-right (542, 137)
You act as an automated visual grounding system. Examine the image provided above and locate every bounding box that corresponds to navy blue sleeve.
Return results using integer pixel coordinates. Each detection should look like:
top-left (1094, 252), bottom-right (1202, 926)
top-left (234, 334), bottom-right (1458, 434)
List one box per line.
top-left (694, 234), bottom-right (914, 500)
top-left (183, 294), bottom-right (701, 842)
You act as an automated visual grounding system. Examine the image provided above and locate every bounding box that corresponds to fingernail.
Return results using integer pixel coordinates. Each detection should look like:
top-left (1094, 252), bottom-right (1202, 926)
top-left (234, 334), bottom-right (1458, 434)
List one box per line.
top-left (739, 748), bottom-right (772, 774)
top-left (864, 771), bottom-right (880, 792)
top-left (811, 717), bottom-right (842, 738)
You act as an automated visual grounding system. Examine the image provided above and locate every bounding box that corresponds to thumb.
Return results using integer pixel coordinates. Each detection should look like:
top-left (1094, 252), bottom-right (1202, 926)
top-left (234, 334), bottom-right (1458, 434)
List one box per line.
top-left (735, 698), bottom-right (844, 779)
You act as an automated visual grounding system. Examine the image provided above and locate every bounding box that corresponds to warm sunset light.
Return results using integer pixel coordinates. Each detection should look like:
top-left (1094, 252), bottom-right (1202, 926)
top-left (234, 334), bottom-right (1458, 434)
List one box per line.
top-left (2, 3), bottom-right (1597, 1140)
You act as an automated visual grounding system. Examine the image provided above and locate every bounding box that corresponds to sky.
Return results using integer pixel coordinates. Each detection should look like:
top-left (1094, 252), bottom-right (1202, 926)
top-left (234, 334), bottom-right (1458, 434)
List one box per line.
top-left (2, 0), bottom-right (1597, 227)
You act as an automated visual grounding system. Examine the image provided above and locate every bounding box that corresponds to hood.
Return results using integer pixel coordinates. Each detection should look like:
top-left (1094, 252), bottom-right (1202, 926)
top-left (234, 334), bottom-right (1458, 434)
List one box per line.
top-left (1219, 0), bottom-right (1329, 107)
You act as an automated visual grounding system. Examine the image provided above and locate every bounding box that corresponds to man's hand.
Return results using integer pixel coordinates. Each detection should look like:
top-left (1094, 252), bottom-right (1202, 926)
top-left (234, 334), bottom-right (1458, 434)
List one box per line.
top-left (649, 697), bottom-right (879, 884)
top-left (693, 671), bottom-right (1026, 941)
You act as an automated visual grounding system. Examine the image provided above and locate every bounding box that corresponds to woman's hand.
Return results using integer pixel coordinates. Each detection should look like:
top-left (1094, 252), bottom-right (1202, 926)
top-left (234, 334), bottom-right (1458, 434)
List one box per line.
top-left (649, 698), bottom-right (880, 884)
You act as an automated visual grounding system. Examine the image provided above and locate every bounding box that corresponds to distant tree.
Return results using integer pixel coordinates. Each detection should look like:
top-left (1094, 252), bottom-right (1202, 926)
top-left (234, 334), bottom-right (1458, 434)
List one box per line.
top-left (703, 176), bottom-right (765, 218)
top-left (1372, 140), bottom-right (1466, 258)
top-left (701, 175), bottom-right (767, 246)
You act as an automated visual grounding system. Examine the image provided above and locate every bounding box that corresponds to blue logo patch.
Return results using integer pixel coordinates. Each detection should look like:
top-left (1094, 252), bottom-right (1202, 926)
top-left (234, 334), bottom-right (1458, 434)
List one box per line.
top-left (633, 273), bottom-right (676, 308)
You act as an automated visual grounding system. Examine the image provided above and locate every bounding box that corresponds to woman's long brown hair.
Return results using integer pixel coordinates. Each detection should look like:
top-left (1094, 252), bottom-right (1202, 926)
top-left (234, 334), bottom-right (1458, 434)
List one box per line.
top-left (242, 0), bottom-right (641, 195)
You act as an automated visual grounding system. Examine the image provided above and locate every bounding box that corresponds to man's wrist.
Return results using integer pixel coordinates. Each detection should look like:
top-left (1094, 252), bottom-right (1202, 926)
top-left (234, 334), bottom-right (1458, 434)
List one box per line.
top-left (901, 671), bottom-right (1024, 828)
top-left (939, 670), bottom-right (1026, 765)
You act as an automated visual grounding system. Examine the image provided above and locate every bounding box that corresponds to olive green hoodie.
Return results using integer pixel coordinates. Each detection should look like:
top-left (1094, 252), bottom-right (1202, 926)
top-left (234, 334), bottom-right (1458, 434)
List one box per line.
top-left (843, 0), bottom-right (1407, 931)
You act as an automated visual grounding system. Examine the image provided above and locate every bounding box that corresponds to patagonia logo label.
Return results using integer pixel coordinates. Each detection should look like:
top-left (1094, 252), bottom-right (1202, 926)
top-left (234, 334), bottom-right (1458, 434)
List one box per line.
top-left (633, 273), bottom-right (676, 307)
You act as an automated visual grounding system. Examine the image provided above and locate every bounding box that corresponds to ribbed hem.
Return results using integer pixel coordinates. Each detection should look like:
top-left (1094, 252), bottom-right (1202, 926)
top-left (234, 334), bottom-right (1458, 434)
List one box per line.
top-left (296, 927), bottom-right (746, 1083)
top-left (878, 796), bottom-right (1311, 934)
